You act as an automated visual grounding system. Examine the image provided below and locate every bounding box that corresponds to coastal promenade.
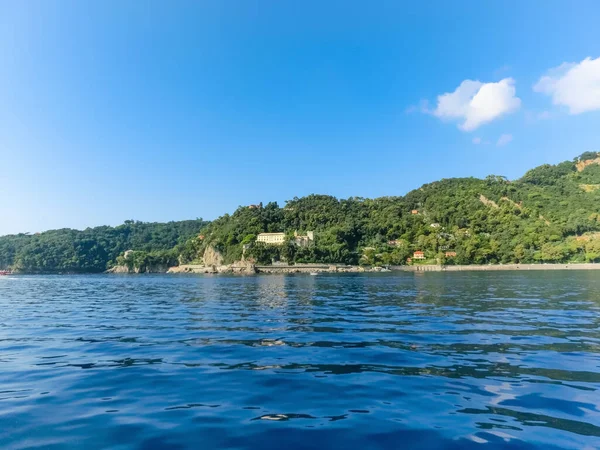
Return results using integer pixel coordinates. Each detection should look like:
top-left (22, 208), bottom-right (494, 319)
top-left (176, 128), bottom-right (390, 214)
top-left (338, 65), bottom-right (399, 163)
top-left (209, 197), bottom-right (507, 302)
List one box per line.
top-left (393, 263), bottom-right (600, 272)
top-left (255, 263), bottom-right (600, 273)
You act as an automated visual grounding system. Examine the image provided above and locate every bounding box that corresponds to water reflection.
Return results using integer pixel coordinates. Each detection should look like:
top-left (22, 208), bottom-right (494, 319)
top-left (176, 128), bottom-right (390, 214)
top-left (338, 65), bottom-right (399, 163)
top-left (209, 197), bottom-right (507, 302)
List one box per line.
top-left (255, 274), bottom-right (289, 309)
top-left (1, 272), bottom-right (600, 449)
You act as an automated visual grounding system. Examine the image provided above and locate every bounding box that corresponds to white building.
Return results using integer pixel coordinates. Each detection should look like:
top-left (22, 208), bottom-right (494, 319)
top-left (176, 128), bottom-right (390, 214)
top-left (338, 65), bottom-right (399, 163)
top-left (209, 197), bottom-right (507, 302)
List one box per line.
top-left (256, 232), bottom-right (286, 245)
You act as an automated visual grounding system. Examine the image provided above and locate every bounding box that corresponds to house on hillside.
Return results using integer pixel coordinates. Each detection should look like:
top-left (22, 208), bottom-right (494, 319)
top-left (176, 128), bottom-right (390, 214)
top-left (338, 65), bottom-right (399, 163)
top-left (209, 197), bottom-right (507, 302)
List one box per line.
top-left (445, 251), bottom-right (457, 257)
top-left (411, 209), bottom-right (419, 215)
top-left (413, 251), bottom-right (426, 260)
top-left (293, 231), bottom-right (314, 247)
top-left (256, 232), bottom-right (286, 245)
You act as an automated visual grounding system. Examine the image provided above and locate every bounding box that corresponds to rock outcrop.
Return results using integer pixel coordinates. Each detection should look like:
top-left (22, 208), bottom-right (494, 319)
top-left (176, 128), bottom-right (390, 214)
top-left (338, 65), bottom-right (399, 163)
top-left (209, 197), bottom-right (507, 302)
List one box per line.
top-left (230, 261), bottom-right (257, 274)
top-left (106, 265), bottom-right (131, 274)
top-left (167, 261), bottom-right (257, 275)
top-left (107, 263), bottom-right (171, 274)
top-left (576, 156), bottom-right (600, 172)
top-left (203, 246), bottom-right (223, 267)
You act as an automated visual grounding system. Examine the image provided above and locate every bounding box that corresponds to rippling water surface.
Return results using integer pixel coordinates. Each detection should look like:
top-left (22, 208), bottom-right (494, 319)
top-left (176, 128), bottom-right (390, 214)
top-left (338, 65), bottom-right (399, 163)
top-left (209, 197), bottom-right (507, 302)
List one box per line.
top-left (1, 272), bottom-right (600, 449)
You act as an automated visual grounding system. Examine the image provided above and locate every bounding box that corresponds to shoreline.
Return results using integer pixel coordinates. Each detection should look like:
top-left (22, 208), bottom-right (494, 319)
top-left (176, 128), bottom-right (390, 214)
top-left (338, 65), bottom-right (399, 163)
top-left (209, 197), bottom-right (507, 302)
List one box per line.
top-left (392, 263), bottom-right (600, 272)
top-left (171, 262), bottom-right (600, 274)
top-left (4, 263), bottom-right (600, 276)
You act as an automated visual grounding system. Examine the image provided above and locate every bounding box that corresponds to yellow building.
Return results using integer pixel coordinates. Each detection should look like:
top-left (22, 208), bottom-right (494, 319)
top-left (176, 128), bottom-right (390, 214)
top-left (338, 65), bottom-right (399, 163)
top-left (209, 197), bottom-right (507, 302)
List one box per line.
top-left (256, 232), bottom-right (286, 245)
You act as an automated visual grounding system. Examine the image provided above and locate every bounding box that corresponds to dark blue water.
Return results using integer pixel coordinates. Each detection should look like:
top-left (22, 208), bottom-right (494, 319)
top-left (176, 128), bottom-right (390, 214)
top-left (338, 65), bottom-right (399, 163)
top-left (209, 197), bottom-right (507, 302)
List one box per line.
top-left (1, 272), bottom-right (600, 449)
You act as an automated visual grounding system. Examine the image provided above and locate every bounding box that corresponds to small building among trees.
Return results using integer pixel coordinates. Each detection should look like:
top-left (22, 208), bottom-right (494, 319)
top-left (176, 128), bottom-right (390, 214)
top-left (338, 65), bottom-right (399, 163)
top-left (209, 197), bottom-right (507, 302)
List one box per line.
top-left (413, 251), bottom-right (426, 260)
top-left (293, 231), bottom-right (315, 247)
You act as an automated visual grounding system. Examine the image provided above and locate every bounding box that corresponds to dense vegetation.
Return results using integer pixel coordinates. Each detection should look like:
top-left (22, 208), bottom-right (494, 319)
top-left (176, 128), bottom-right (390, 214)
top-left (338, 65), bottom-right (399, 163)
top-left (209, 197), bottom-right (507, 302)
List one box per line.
top-left (191, 152), bottom-right (600, 266)
top-left (3, 153), bottom-right (600, 272)
top-left (0, 220), bottom-right (208, 273)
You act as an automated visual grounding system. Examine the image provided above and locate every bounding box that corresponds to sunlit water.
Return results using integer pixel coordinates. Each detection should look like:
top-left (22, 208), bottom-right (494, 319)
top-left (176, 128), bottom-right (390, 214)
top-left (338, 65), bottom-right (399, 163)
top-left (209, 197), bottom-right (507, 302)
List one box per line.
top-left (1, 272), bottom-right (600, 449)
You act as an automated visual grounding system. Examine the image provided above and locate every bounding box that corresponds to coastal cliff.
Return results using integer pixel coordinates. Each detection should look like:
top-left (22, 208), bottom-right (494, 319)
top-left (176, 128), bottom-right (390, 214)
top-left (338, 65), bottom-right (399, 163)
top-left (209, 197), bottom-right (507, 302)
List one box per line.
top-left (203, 246), bottom-right (224, 266)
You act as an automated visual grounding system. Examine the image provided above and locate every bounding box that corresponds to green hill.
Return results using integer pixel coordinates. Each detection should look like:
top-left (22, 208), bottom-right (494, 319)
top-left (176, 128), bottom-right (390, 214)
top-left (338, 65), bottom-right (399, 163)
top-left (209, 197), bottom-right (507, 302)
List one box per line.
top-left (3, 152), bottom-right (600, 273)
top-left (189, 152), bottom-right (600, 266)
top-left (0, 220), bottom-right (208, 273)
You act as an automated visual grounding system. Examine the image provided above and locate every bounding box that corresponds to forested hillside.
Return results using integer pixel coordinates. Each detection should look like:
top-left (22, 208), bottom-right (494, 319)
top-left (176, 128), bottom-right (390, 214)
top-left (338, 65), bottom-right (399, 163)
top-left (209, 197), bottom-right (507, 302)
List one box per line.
top-left (0, 220), bottom-right (207, 273)
top-left (189, 152), bottom-right (600, 266)
top-left (3, 153), bottom-right (600, 273)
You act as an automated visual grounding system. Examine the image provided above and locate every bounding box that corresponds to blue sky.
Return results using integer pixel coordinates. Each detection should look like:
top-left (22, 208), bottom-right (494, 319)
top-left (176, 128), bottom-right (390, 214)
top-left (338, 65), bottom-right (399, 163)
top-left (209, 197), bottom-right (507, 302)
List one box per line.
top-left (1, 1), bottom-right (599, 236)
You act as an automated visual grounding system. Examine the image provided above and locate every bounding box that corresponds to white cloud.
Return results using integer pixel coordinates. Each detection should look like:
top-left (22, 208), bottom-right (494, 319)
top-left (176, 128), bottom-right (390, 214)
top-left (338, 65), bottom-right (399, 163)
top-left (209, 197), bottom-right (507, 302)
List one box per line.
top-left (534, 57), bottom-right (600, 114)
top-left (433, 78), bottom-right (521, 131)
top-left (497, 134), bottom-right (513, 147)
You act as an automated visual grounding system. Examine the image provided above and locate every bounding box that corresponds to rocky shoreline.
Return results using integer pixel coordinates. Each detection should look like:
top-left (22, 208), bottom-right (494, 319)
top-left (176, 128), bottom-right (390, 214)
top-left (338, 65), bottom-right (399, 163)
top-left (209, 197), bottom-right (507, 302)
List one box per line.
top-left (165, 262), bottom-right (600, 275)
top-left (6, 262), bottom-right (600, 276)
top-left (166, 263), bottom-right (385, 274)
top-left (167, 261), bottom-right (257, 275)
top-left (164, 263), bottom-right (391, 275)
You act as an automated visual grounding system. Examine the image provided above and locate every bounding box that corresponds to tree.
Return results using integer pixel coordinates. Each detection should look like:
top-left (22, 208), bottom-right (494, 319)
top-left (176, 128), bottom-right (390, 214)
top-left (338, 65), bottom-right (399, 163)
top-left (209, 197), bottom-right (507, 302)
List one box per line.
top-left (585, 239), bottom-right (600, 262)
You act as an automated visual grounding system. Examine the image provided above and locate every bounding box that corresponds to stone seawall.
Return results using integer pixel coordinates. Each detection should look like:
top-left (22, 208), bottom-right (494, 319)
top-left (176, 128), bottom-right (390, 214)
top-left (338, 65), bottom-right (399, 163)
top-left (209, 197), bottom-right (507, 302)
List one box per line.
top-left (392, 263), bottom-right (600, 272)
top-left (163, 263), bottom-right (600, 275)
top-left (255, 264), bottom-right (366, 274)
